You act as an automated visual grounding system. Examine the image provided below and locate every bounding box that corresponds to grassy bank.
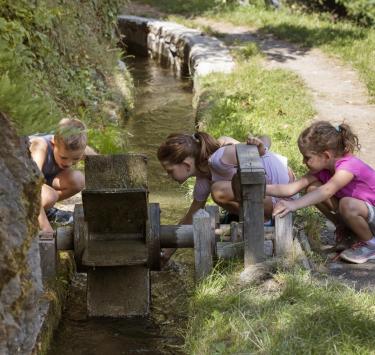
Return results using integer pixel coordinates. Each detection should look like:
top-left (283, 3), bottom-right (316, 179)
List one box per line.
top-left (0, 0), bottom-right (133, 152)
top-left (134, 0), bottom-right (375, 101)
top-left (185, 263), bottom-right (375, 354)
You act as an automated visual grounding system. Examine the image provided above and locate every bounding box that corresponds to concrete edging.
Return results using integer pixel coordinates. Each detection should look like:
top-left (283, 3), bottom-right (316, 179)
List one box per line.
top-left (117, 15), bottom-right (235, 90)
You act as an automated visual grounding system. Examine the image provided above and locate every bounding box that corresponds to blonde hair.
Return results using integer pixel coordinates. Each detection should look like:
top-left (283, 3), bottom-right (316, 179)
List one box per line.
top-left (54, 118), bottom-right (87, 151)
top-left (298, 121), bottom-right (360, 157)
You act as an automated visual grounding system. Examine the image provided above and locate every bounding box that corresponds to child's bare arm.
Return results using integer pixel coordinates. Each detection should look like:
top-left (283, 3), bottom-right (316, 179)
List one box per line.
top-left (247, 136), bottom-right (267, 156)
top-left (179, 199), bottom-right (207, 224)
top-left (273, 170), bottom-right (354, 217)
top-left (266, 174), bottom-right (316, 197)
top-left (29, 137), bottom-right (48, 171)
top-left (83, 145), bottom-right (98, 157)
top-left (217, 136), bottom-right (240, 146)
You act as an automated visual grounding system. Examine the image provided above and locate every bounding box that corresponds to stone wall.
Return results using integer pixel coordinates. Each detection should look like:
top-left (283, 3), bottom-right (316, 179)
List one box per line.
top-left (118, 15), bottom-right (235, 89)
top-left (0, 113), bottom-right (43, 354)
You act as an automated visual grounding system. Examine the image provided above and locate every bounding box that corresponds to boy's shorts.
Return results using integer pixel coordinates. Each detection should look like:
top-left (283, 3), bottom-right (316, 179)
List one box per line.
top-left (366, 202), bottom-right (375, 235)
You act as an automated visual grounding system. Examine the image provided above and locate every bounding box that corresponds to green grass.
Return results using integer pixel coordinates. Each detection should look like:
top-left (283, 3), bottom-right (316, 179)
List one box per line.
top-left (196, 57), bottom-right (314, 176)
top-left (185, 264), bottom-right (375, 354)
top-left (133, 0), bottom-right (375, 101)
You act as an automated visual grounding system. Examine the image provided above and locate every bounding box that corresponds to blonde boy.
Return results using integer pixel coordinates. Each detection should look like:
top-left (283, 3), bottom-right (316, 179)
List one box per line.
top-left (29, 118), bottom-right (93, 233)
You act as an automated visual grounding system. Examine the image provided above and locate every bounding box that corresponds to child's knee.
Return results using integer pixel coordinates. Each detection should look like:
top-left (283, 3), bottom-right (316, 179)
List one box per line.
top-left (41, 184), bottom-right (59, 207)
top-left (211, 185), bottom-right (229, 205)
top-left (339, 197), bottom-right (360, 217)
top-left (70, 171), bottom-right (85, 193)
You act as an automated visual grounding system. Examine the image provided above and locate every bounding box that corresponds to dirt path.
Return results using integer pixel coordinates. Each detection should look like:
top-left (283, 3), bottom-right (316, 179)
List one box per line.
top-left (192, 18), bottom-right (375, 167)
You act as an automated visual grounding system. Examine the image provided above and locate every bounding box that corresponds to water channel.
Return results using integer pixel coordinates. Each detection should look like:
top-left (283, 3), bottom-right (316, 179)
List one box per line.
top-left (48, 56), bottom-right (196, 354)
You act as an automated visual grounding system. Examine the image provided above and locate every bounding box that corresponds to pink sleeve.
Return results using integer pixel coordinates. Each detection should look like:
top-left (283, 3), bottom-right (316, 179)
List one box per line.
top-left (335, 158), bottom-right (359, 177)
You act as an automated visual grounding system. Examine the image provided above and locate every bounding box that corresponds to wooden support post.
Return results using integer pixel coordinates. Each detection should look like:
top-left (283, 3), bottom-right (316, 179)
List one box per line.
top-left (205, 205), bottom-right (220, 257)
top-left (193, 209), bottom-right (213, 281)
top-left (236, 144), bottom-right (265, 267)
top-left (274, 213), bottom-right (294, 256)
top-left (38, 232), bottom-right (56, 282)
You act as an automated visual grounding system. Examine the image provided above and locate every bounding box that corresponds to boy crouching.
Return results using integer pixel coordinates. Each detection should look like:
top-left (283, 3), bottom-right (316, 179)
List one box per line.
top-left (29, 118), bottom-right (94, 234)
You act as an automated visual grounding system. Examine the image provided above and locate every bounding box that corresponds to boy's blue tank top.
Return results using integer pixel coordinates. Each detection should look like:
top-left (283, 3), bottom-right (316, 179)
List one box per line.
top-left (29, 134), bottom-right (62, 185)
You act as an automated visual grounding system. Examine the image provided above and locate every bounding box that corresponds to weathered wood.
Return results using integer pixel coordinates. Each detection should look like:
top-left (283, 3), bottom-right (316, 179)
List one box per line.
top-left (230, 221), bottom-right (241, 242)
top-left (217, 240), bottom-right (273, 259)
top-left (193, 209), bottom-right (213, 280)
top-left (82, 239), bottom-right (148, 267)
top-left (147, 203), bottom-right (161, 270)
top-left (87, 266), bottom-right (150, 317)
top-left (160, 225), bottom-right (194, 248)
top-left (38, 232), bottom-right (56, 281)
top-left (82, 189), bottom-right (148, 234)
top-left (274, 213), bottom-right (294, 256)
top-left (85, 154), bottom-right (148, 190)
top-left (56, 225), bottom-right (73, 250)
top-left (73, 204), bottom-right (87, 271)
top-left (205, 205), bottom-right (220, 257)
top-left (236, 144), bottom-right (266, 266)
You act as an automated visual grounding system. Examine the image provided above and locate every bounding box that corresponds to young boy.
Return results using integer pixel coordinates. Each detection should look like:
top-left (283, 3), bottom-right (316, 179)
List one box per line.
top-left (29, 118), bottom-right (94, 234)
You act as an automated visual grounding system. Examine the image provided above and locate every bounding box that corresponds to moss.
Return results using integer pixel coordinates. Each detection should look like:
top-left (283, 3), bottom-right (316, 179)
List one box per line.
top-left (34, 251), bottom-right (75, 355)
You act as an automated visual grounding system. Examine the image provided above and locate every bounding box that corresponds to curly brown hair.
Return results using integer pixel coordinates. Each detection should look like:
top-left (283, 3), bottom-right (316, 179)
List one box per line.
top-left (298, 121), bottom-right (360, 157)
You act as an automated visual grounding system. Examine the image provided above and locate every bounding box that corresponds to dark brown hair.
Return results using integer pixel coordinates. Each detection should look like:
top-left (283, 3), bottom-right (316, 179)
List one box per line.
top-left (157, 132), bottom-right (220, 174)
top-left (55, 118), bottom-right (87, 151)
top-left (298, 121), bottom-right (360, 156)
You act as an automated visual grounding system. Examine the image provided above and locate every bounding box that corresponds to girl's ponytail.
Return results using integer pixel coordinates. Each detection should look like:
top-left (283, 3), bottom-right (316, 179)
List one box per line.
top-left (193, 132), bottom-right (220, 173)
top-left (298, 121), bottom-right (360, 156)
top-left (337, 123), bottom-right (360, 154)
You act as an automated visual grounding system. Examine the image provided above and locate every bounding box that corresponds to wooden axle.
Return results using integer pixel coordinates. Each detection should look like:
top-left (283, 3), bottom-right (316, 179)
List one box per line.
top-left (56, 222), bottom-right (276, 251)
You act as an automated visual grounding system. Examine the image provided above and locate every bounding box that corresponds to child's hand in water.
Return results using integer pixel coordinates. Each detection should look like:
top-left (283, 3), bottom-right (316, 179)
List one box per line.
top-left (273, 199), bottom-right (297, 217)
top-left (246, 136), bottom-right (266, 156)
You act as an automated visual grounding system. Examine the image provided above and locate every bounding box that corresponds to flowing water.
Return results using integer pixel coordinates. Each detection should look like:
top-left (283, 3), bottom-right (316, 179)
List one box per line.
top-left (48, 56), bottom-right (196, 354)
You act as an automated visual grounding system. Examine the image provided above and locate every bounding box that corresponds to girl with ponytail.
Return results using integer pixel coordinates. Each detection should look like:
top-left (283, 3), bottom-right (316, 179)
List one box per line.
top-left (268, 121), bottom-right (375, 264)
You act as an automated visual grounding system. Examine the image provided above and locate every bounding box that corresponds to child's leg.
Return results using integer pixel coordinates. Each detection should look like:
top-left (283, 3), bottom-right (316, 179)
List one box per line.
top-left (51, 169), bottom-right (85, 201)
top-left (339, 199), bottom-right (375, 264)
top-left (211, 181), bottom-right (239, 214)
top-left (39, 184), bottom-right (59, 233)
top-left (306, 181), bottom-right (341, 225)
top-left (339, 197), bottom-right (373, 242)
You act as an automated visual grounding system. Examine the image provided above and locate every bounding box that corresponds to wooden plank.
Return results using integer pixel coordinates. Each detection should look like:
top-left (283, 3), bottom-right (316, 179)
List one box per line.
top-left (82, 239), bottom-right (148, 267)
top-left (274, 214), bottom-right (293, 256)
top-left (87, 266), bottom-right (150, 317)
top-left (147, 203), bottom-right (161, 270)
top-left (217, 240), bottom-right (273, 259)
top-left (85, 154), bottom-right (148, 190)
top-left (205, 205), bottom-right (220, 257)
top-left (236, 144), bottom-right (264, 172)
top-left (236, 144), bottom-right (266, 266)
top-left (82, 189), bottom-right (148, 234)
top-left (193, 209), bottom-right (213, 280)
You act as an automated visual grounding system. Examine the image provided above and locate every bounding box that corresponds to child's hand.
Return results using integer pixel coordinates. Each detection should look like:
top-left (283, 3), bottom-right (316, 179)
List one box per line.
top-left (246, 136), bottom-right (266, 156)
top-left (272, 199), bottom-right (297, 218)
